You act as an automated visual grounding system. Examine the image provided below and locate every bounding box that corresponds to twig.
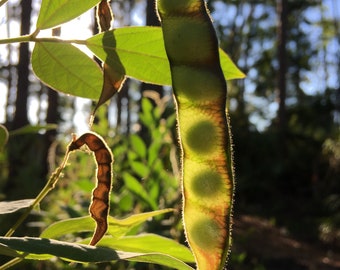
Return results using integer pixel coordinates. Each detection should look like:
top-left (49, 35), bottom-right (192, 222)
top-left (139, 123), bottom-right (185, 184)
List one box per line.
top-left (4, 149), bottom-right (71, 237)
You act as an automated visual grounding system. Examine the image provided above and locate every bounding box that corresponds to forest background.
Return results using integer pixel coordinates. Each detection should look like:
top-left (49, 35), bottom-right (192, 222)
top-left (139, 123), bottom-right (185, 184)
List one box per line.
top-left (0, 0), bottom-right (339, 269)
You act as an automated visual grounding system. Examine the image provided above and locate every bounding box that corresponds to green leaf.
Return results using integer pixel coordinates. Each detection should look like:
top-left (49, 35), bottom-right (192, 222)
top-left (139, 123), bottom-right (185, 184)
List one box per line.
top-left (126, 253), bottom-right (194, 270)
top-left (32, 42), bottom-right (102, 99)
top-left (40, 216), bottom-right (94, 239)
top-left (166, 113), bottom-right (177, 129)
top-left (86, 26), bottom-right (245, 86)
top-left (117, 192), bottom-right (134, 212)
top-left (36, 0), bottom-right (101, 30)
top-left (40, 209), bottom-right (173, 240)
top-left (9, 124), bottom-right (57, 136)
top-left (87, 27), bottom-right (169, 85)
top-left (122, 172), bottom-right (158, 210)
top-left (131, 161), bottom-right (150, 178)
top-left (0, 237), bottom-right (118, 262)
top-left (0, 199), bottom-right (34, 214)
top-left (139, 98), bottom-right (155, 128)
top-left (0, 124), bottom-right (9, 150)
top-left (141, 97), bottom-right (154, 114)
top-left (148, 141), bottom-right (162, 166)
top-left (98, 234), bottom-right (195, 263)
top-left (127, 149), bottom-right (139, 162)
top-left (130, 134), bottom-right (147, 159)
top-left (0, 237), bottom-right (194, 269)
top-left (220, 49), bottom-right (246, 80)
top-left (107, 209), bottom-right (173, 238)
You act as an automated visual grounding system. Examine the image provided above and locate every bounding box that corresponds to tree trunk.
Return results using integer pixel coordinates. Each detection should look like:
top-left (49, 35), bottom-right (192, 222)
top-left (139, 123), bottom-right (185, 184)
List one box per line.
top-left (42, 27), bottom-right (61, 175)
top-left (277, 0), bottom-right (287, 136)
top-left (141, 0), bottom-right (163, 99)
top-left (11, 0), bottom-right (32, 130)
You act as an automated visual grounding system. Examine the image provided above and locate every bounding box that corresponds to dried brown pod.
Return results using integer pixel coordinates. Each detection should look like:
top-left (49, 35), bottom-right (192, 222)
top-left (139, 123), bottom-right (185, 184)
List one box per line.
top-left (68, 132), bottom-right (113, 246)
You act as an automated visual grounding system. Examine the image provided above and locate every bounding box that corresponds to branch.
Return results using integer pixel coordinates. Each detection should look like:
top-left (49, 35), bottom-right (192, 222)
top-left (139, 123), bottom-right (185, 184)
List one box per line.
top-left (0, 33), bottom-right (87, 46)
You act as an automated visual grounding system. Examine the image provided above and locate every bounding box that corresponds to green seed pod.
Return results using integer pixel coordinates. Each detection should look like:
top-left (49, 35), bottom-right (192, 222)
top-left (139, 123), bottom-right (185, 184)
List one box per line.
top-left (157, 0), bottom-right (235, 269)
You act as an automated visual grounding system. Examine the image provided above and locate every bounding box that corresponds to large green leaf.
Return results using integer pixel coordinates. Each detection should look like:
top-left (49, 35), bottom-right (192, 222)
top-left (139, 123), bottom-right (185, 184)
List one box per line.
top-left (107, 209), bottom-right (173, 238)
top-left (32, 42), bottom-right (102, 99)
top-left (86, 26), bottom-right (245, 86)
top-left (40, 216), bottom-right (94, 239)
top-left (40, 209), bottom-right (173, 240)
top-left (98, 234), bottom-right (195, 263)
top-left (0, 237), bottom-right (194, 269)
top-left (36, 0), bottom-right (100, 30)
top-left (122, 172), bottom-right (158, 210)
top-left (0, 237), bottom-right (118, 262)
top-left (87, 27), bottom-right (168, 85)
top-left (125, 253), bottom-right (194, 270)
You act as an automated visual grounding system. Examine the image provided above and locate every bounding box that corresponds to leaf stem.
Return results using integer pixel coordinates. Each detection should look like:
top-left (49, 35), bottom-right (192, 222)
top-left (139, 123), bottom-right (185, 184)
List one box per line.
top-left (4, 150), bottom-right (71, 237)
top-left (0, 35), bottom-right (32, 45)
top-left (33, 37), bottom-right (87, 45)
top-left (0, 33), bottom-right (87, 46)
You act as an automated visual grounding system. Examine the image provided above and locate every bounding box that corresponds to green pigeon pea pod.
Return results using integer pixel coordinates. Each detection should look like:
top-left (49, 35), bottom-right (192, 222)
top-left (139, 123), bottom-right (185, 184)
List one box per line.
top-left (156, 0), bottom-right (235, 269)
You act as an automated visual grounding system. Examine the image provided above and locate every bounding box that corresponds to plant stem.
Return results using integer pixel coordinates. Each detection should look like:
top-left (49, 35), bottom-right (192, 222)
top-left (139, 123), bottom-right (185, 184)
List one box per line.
top-left (1, 145), bottom-right (72, 269)
top-left (0, 33), bottom-right (87, 46)
top-left (0, 35), bottom-right (32, 45)
top-left (0, 0), bottom-right (9, 7)
top-left (4, 150), bottom-right (71, 237)
top-left (32, 37), bottom-right (87, 45)
top-left (0, 257), bottom-right (24, 270)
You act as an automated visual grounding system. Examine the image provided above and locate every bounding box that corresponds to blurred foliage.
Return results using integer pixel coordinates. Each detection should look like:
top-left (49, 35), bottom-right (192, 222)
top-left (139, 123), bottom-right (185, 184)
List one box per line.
top-left (29, 94), bottom-right (183, 269)
top-left (206, 0), bottom-right (340, 249)
top-left (232, 94), bottom-right (340, 242)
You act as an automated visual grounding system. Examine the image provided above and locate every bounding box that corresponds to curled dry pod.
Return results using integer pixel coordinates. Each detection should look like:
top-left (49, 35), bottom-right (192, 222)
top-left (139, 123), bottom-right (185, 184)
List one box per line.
top-left (91, 1), bottom-right (125, 121)
top-left (96, 0), bottom-right (113, 32)
top-left (68, 132), bottom-right (113, 246)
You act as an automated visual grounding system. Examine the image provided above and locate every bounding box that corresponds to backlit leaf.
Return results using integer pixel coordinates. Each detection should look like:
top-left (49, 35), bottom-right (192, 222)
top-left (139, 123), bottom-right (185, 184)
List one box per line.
top-left (92, 63), bottom-right (125, 115)
top-left (36, 0), bottom-right (100, 30)
top-left (0, 237), bottom-right (194, 269)
top-left (87, 27), bottom-right (169, 85)
top-left (106, 252), bottom-right (195, 270)
top-left (107, 209), bottom-right (173, 238)
top-left (32, 42), bottom-right (102, 99)
top-left (40, 209), bottom-right (173, 240)
top-left (40, 216), bottom-right (94, 239)
top-left (98, 234), bottom-right (195, 263)
top-left (220, 49), bottom-right (246, 80)
top-left (0, 236), bottom-right (120, 262)
top-left (86, 26), bottom-right (245, 86)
